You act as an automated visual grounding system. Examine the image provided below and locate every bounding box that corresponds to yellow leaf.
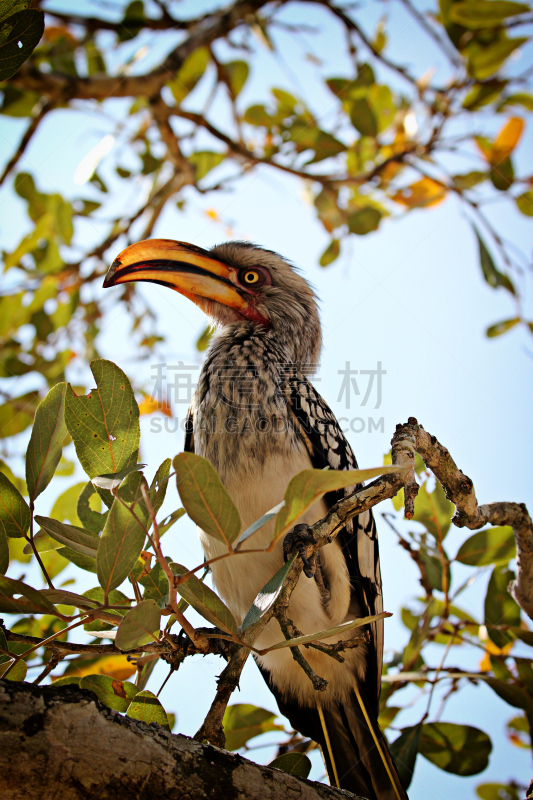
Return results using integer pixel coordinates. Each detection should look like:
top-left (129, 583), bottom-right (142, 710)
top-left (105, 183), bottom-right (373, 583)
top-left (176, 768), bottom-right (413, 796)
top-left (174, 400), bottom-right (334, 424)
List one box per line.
top-left (492, 117), bottom-right (525, 163)
top-left (392, 177), bottom-right (447, 209)
top-left (478, 630), bottom-right (513, 671)
top-left (479, 651), bottom-right (491, 672)
top-left (61, 655), bottom-right (136, 681)
top-left (205, 208), bottom-right (219, 220)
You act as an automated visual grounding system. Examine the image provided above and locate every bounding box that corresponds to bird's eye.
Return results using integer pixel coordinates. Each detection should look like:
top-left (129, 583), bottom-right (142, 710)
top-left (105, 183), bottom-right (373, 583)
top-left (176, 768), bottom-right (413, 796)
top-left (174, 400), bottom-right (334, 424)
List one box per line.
top-left (241, 270), bottom-right (261, 285)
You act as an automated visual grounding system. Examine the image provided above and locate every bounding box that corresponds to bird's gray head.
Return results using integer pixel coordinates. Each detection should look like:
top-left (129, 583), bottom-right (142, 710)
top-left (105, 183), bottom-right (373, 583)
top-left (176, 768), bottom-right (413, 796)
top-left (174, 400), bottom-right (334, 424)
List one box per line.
top-left (103, 239), bottom-right (322, 366)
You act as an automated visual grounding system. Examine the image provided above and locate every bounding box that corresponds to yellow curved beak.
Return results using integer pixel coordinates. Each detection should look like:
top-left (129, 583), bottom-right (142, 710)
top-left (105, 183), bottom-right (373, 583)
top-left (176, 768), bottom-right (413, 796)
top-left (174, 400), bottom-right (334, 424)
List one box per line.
top-left (103, 239), bottom-right (249, 314)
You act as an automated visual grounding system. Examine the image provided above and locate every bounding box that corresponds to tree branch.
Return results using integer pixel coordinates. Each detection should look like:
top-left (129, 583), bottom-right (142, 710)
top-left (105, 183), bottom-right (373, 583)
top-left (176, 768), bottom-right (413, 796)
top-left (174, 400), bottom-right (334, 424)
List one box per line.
top-left (1, 680), bottom-right (357, 800)
top-left (12, 0), bottom-right (272, 101)
top-left (406, 417), bottom-right (533, 620)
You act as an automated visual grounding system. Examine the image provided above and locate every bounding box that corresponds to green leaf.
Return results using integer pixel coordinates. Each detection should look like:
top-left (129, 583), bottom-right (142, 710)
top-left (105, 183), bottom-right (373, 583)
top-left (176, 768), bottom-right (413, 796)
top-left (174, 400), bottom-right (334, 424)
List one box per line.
top-left (223, 704), bottom-right (284, 750)
top-left (419, 548), bottom-right (450, 593)
top-left (171, 562), bottom-right (237, 634)
top-left (126, 690), bottom-right (170, 730)
top-left (0, 9), bottom-right (44, 82)
top-left (0, 460), bottom-right (27, 496)
top-left (115, 599), bottom-right (161, 650)
top-left (0, 528), bottom-right (7, 575)
top-left (189, 151), bottom-right (225, 181)
top-left (0, 658), bottom-right (27, 681)
top-left (243, 104), bottom-right (272, 127)
top-left (56, 456), bottom-right (74, 477)
top-left (225, 60), bottom-right (249, 96)
top-left (474, 226), bottom-right (515, 294)
top-left (497, 92), bottom-right (533, 111)
top-left (490, 156), bottom-right (514, 190)
top-left (486, 318), bottom-right (520, 337)
top-left (482, 675), bottom-right (533, 712)
top-left (238, 501), bottom-right (285, 547)
top-left (77, 482), bottom-right (107, 534)
top-left (173, 452), bottom-right (241, 548)
top-left (485, 565), bottom-right (520, 647)
top-left (455, 526), bottom-right (516, 566)
top-left (347, 207), bottom-right (382, 235)
top-left (463, 81), bottom-right (507, 110)
top-left (52, 676), bottom-right (81, 687)
top-left (149, 459), bottom-right (171, 515)
top-left (240, 556), bottom-right (296, 631)
top-left (449, 1), bottom-right (529, 28)
top-left (349, 96), bottom-right (377, 136)
top-left (65, 359), bottom-right (140, 485)
top-left (516, 191), bottom-right (533, 216)
top-left (314, 187), bottom-right (344, 233)
top-left (118, 0), bottom-right (144, 40)
top-left (0, 575), bottom-right (57, 615)
top-left (268, 752), bottom-right (311, 779)
top-left (41, 587), bottom-right (99, 610)
top-left (85, 40), bottom-right (106, 75)
top-left (306, 130), bottom-right (346, 164)
top-left (158, 508), bottom-right (186, 536)
top-left (139, 561), bottom-right (169, 606)
top-left (319, 238), bottom-right (340, 267)
top-left (0, 390), bottom-right (38, 436)
top-left (97, 472), bottom-right (150, 595)
top-left (419, 722), bottom-right (492, 775)
top-left (0, 625), bottom-right (7, 655)
top-left (0, 471), bottom-right (30, 538)
top-left (57, 545), bottom-right (97, 573)
top-left (390, 724), bottom-right (422, 790)
top-left (82, 586), bottom-right (129, 629)
top-left (196, 325), bottom-right (214, 352)
top-left (273, 465), bottom-right (401, 543)
top-left (80, 674), bottom-right (140, 711)
top-left (0, 84), bottom-right (38, 116)
top-left (378, 704), bottom-right (402, 730)
top-left (263, 612), bottom-right (390, 653)
top-left (169, 47), bottom-right (210, 104)
top-left (91, 463), bottom-right (146, 491)
top-left (468, 36), bottom-right (527, 80)
top-left (476, 783), bottom-right (520, 800)
top-left (34, 516), bottom-right (98, 558)
top-left (452, 171), bottom-right (487, 190)
top-left (51, 482), bottom-right (86, 526)
top-left (25, 383), bottom-right (67, 502)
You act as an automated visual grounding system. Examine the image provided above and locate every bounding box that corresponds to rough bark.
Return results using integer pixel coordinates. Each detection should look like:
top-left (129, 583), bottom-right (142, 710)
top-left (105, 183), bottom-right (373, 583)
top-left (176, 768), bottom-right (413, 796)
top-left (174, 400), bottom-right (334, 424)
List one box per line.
top-left (0, 680), bottom-right (360, 800)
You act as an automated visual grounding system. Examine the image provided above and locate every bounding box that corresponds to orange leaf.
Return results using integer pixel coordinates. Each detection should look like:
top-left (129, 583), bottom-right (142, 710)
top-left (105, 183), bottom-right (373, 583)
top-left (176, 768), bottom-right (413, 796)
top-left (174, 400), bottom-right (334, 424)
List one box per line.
top-left (392, 177), bottom-right (447, 209)
top-left (138, 393), bottom-right (172, 417)
top-left (139, 551), bottom-right (153, 579)
top-left (492, 117), bottom-right (524, 164)
top-left (111, 678), bottom-right (129, 698)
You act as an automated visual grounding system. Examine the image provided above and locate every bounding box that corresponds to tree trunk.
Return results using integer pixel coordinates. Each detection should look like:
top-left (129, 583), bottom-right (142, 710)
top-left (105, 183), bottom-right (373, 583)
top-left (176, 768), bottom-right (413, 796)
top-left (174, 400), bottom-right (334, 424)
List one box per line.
top-left (0, 680), bottom-right (359, 799)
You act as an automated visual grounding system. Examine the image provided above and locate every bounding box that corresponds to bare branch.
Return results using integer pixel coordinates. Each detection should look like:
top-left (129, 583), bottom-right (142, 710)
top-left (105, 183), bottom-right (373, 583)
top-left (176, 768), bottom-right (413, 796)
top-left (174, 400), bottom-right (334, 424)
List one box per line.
top-left (407, 417), bottom-right (533, 620)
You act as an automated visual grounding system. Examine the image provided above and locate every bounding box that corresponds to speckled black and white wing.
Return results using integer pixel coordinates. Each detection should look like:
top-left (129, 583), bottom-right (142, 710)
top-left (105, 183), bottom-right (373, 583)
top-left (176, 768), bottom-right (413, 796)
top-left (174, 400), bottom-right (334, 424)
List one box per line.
top-left (282, 368), bottom-right (383, 710)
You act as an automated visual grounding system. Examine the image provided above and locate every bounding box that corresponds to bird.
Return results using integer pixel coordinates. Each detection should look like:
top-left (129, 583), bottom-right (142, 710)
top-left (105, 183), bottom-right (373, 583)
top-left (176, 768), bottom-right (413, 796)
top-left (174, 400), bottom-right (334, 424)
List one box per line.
top-left (103, 239), bottom-right (408, 800)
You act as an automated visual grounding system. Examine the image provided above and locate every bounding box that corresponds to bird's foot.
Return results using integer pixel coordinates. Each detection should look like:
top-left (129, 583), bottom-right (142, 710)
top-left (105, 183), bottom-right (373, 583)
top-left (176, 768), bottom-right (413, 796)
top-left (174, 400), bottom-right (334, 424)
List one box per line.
top-left (175, 627), bottom-right (231, 660)
top-left (283, 523), bottom-right (316, 578)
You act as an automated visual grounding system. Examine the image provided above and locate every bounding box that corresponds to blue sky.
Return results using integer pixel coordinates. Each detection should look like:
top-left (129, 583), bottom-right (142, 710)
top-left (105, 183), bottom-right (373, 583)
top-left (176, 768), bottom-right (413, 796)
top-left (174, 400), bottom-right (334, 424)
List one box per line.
top-left (1, 0), bottom-right (532, 795)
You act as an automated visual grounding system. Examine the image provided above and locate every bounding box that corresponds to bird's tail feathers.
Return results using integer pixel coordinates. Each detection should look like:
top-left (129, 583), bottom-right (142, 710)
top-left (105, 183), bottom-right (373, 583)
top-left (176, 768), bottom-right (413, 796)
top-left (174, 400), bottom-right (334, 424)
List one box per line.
top-left (319, 686), bottom-right (409, 800)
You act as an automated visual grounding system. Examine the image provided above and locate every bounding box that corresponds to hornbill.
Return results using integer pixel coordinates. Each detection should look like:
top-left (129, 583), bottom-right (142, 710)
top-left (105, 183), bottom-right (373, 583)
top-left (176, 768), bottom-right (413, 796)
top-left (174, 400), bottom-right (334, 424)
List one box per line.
top-left (104, 239), bottom-right (407, 800)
